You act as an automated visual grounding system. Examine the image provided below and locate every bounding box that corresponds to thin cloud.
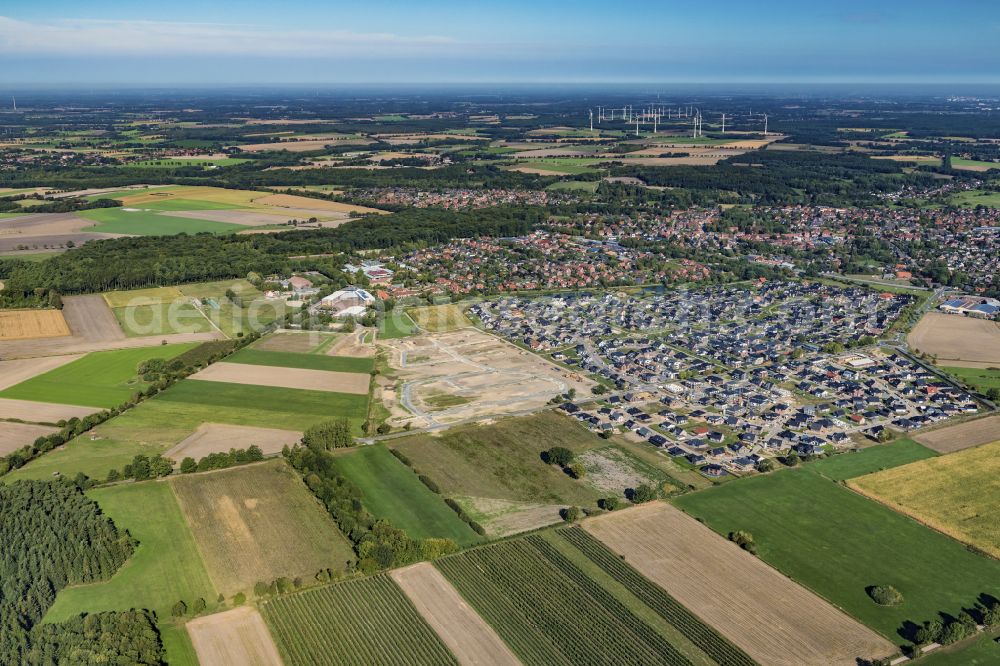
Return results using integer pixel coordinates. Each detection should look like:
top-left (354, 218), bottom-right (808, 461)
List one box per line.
top-left (0, 16), bottom-right (461, 56)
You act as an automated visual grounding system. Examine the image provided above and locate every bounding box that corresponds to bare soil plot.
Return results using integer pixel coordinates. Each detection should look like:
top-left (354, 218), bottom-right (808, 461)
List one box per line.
top-left (0, 397), bottom-right (96, 423)
top-left (584, 502), bottom-right (896, 666)
top-left (327, 329), bottom-right (375, 358)
top-left (0, 355), bottom-right (83, 390)
top-left (391, 562), bottom-right (521, 666)
top-left (189, 362), bottom-right (370, 394)
top-left (161, 209), bottom-right (314, 226)
top-left (849, 440), bottom-right (1000, 558)
top-left (237, 138), bottom-right (373, 152)
top-left (907, 312), bottom-right (1000, 367)
top-left (164, 423), bottom-right (303, 462)
top-left (0, 212), bottom-right (121, 252)
top-left (0, 310), bottom-right (70, 340)
top-left (913, 414), bottom-right (1000, 453)
top-left (187, 606), bottom-right (283, 666)
top-left (170, 460), bottom-right (355, 596)
top-left (0, 421), bottom-right (58, 455)
top-left (381, 329), bottom-right (593, 428)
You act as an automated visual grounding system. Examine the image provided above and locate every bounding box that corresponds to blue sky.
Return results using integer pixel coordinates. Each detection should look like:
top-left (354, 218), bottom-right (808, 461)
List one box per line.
top-left (1, 1), bottom-right (998, 84)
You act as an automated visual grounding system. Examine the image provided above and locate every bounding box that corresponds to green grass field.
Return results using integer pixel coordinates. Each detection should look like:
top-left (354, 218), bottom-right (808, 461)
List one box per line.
top-left (44, 481), bottom-right (216, 622)
top-left (546, 180), bottom-right (599, 192)
top-left (806, 439), bottom-right (937, 481)
top-left (263, 575), bottom-right (456, 666)
top-left (157, 380), bottom-right (369, 433)
top-left (513, 159), bottom-right (602, 174)
top-left (673, 468), bottom-right (1000, 641)
top-left (332, 445), bottom-right (480, 546)
top-left (948, 189), bottom-right (1000, 208)
top-left (0, 343), bottom-right (196, 408)
top-left (226, 347), bottom-right (374, 373)
top-left (103, 286), bottom-right (185, 307)
top-left (113, 302), bottom-right (213, 337)
top-left (81, 208), bottom-right (244, 235)
top-left (943, 366), bottom-right (1000, 393)
top-left (378, 310), bottom-right (417, 339)
top-left (952, 158), bottom-right (1000, 171)
top-left (917, 628), bottom-right (1000, 665)
top-left (178, 279), bottom-right (283, 338)
top-left (390, 412), bottom-right (605, 507)
top-left (436, 536), bottom-right (704, 665)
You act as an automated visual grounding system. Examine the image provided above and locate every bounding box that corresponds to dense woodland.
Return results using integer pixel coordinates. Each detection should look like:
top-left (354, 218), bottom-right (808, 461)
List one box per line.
top-left (0, 482), bottom-right (160, 664)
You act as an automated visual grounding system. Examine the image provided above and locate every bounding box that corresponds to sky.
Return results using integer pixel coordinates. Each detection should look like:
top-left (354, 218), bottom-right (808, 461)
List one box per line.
top-left (1, 1), bottom-right (999, 85)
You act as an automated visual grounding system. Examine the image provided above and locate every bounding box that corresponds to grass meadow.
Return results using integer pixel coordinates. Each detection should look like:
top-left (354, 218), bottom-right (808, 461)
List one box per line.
top-left (332, 445), bottom-right (481, 546)
top-left (0, 343), bottom-right (197, 408)
top-left (673, 468), bottom-right (1000, 641)
top-left (113, 302), bottom-right (213, 337)
top-left (943, 366), bottom-right (1000, 393)
top-left (227, 347), bottom-right (374, 374)
top-left (81, 208), bottom-right (244, 236)
top-left (44, 480), bottom-right (216, 621)
top-left (805, 439), bottom-right (937, 481)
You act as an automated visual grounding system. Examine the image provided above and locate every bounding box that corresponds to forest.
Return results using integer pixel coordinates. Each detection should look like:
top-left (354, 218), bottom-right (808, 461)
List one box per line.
top-left (0, 481), bottom-right (162, 664)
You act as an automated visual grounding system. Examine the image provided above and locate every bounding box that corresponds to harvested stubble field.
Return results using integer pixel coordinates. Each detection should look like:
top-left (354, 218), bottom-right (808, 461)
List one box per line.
top-left (907, 312), bottom-right (1000, 368)
top-left (390, 563), bottom-right (520, 666)
top-left (190, 362), bottom-right (370, 395)
top-left (0, 309), bottom-right (70, 340)
top-left (0, 421), bottom-right (57, 455)
top-left (170, 460), bottom-right (355, 596)
top-left (164, 423), bottom-right (303, 461)
top-left (0, 397), bottom-right (96, 423)
top-left (262, 575), bottom-right (458, 666)
top-left (0, 212), bottom-right (119, 253)
top-left (186, 607), bottom-right (283, 666)
top-left (849, 440), bottom-right (1000, 558)
top-left (229, 347), bottom-right (373, 374)
top-left (913, 414), bottom-right (1000, 453)
top-left (253, 193), bottom-right (386, 215)
top-left (407, 304), bottom-right (472, 333)
top-left (585, 502), bottom-right (896, 666)
top-left (435, 536), bottom-right (698, 666)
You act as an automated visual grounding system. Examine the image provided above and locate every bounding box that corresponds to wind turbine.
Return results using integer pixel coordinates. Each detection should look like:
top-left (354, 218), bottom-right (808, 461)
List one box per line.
top-left (589, 108), bottom-right (594, 132)
top-left (763, 113), bottom-right (768, 136)
top-left (721, 113), bottom-right (726, 134)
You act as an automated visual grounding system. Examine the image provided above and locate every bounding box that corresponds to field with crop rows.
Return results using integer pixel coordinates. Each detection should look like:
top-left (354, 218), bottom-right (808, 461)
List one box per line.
top-left (262, 575), bottom-right (457, 666)
top-left (436, 537), bottom-right (693, 665)
top-left (556, 527), bottom-right (754, 666)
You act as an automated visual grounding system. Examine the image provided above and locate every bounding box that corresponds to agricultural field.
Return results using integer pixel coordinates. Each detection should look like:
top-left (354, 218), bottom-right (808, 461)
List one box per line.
top-left (82, 207), bottom-right (244, 236)
top-left (948, 189), bottom-right (1000, 208)
top-left (44, 480), bottom-right (216, 621)
top-left (849, 440), bottom-right (1000, 558)
top-left (0, 343), bottom-right (196, 408)
top-left (379, 309), bottom-right (418, 339)
top-left (907, 312), bottom-right (1000, 368)
top-left (333, 445), bottom-right (480, 546)
top-left (0, 309), bottom-right (69, 339)
top-left (390, 412), bottom-right (606, 531)
top-left (179, 279), bottom-right (285, 338)
top-left (944, 365), bottom-right (1000, 393)
top-left (584, 503), bottom-right (895, 665)
top-left (0, 421), bottom-right (57, 455)
top-left (170, 460), bottom-right (356, 595)
top-left (407, 303), bottom-right (471, 332)
top-left (390, 563), bottom-right (520, 666)
top-left (673, 468), bottom-right (1000, 642)
top-left (435, 535), bottom-right (707, 665)
top-left (806, 439), bottom-right (937, 481)
top-left (186, 607), bottom-right (282, 666)
top-left (262, 575), bottom-right (457, 666)
top-left (253, 331), bottom-right (339, 354)
top-left (113, 301), bottom-right (213, 337)
top-left (0, 354), bottom-right (83, 391)
top-left (913, 414), bottom-right (1000, 453)
top-left (229, 347), bottom-right (374, 373)
top-left (164, 423), bottom-right (302, 461)
top-left (103, 286), bottom-right (185, 308)
top-left (190, 362), bottom-right (371, 395)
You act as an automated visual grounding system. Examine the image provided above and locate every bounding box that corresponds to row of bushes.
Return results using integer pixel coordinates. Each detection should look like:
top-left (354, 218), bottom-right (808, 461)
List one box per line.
top-left (180, 445), bottom-right (265, 474)
top-left (389, 448), bottom-right (486, 535)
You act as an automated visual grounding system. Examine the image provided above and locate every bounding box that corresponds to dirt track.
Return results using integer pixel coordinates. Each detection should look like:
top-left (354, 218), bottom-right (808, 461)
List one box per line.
top-left (914, 414), bottom-right (1000, 453)
top-left (165, 423), bottom-right (302, 461)
top-left (907, 312), bottom-right (1000, 366)
top-left (584, 503), bottom-right (896, 666)
top-left (190, 362), bottom-right (370, 394)
top-left (391, 563), bottom-right (521, 666)
top-left (187, 607), bottom-right (283, 666)
top-left (0, 355), bottom-right (82, 390)
top-left (0, 421), bottom-right (58, 455)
